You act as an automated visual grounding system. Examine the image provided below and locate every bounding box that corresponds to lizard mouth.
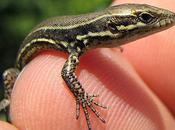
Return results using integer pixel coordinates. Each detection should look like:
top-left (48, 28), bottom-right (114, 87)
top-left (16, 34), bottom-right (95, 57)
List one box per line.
top-left (160, 19), bottom-right (173, 27)
top-left (171, 13), bottom-right (175, 24)
top-left (166, 11), bottom-right (175, 25)
top-left (154, 10), bottom-right (175, 28)
top-left (156, 15), bottom-right (175, 28)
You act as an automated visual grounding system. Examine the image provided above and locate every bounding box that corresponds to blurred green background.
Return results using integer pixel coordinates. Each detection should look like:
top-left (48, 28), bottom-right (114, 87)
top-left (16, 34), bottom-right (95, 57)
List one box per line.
top-left (0, 0), bottom-right (111, 120)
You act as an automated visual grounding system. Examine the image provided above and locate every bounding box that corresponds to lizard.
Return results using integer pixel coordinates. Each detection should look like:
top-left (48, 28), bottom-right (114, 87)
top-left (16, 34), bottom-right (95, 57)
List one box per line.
top-left (1, 3), bottom-right (175, 130)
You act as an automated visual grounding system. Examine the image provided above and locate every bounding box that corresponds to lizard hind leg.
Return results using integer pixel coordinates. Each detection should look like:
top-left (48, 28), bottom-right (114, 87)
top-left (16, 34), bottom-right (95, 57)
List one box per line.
top-left (0, 68), bottom-right (19, 113)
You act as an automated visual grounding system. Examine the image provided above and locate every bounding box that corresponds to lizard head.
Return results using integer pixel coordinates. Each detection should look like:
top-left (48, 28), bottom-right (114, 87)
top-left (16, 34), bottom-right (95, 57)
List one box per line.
top-left (106, 4), bottom-right (175, 44)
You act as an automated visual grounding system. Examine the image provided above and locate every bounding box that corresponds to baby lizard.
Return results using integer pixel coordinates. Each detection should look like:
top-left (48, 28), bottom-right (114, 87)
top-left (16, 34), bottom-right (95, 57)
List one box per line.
top-left (1, 3), bottom-right (175, 130)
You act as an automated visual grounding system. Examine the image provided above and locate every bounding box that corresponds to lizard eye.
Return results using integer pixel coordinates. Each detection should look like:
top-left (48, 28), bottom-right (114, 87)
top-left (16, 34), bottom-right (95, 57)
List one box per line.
top-left (138, 12), bottom-right (154, 23)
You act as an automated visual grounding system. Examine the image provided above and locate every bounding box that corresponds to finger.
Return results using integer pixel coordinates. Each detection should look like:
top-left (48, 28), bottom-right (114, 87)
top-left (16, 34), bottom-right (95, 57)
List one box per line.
top-left (10, 48), bottom-right (175, 130)
top-left (113, 0), bottom-right (175, 116)
top-left (0, 121), bottom-right (18, 130)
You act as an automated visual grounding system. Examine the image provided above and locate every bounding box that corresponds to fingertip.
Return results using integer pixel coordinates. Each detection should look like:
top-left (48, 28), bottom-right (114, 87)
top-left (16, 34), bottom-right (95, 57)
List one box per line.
top-left (10, 51), bottom-right (80, 130)
top-left (10, 48), bottom-right (175, 130)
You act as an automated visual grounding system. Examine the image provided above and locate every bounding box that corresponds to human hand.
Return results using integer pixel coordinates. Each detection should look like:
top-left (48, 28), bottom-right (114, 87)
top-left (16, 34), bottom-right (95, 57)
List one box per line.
top-left (1, 0), bottom-right (175, 130)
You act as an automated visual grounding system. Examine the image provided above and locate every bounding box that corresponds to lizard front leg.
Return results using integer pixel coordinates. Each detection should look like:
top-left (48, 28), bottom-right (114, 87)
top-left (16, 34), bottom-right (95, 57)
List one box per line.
top-left (61, 52), bottom-right (106, 130)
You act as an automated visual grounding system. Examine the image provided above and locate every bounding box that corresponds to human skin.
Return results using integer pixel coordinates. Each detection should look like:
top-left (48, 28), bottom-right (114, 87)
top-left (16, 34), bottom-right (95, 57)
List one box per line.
top-left (1, 0), bottom-right (175, 130)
